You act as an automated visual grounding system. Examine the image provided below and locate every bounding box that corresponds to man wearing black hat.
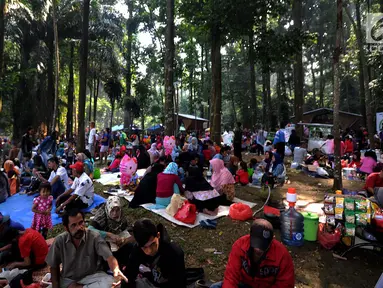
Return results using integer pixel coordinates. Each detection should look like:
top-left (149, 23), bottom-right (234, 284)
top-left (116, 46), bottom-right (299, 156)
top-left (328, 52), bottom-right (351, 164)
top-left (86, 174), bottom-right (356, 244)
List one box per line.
top-left (210, 219), bottom-right (294, 288)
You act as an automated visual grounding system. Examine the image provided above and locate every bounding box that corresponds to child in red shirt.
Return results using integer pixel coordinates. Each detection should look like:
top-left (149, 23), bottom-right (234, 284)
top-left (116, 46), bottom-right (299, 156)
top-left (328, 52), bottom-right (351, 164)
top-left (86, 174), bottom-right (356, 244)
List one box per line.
top-left (344, 136), bottom-right (354, 154)
top-left (236, 161), bottom-right (249, 185)
top-left (202, 144), bottom-right (212, 167)
top-left (348, 151), bottom-right (362, 168)
top-left (106, 153), bottom-right (122, 172)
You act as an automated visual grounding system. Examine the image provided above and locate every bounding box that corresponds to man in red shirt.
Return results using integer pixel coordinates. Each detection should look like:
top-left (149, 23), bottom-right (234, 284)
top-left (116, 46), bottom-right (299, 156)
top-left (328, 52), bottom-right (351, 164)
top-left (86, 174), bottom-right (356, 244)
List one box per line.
top-left (6, 228), bottom-right (48, 270)
top-left (210, 219), bottom-right (294, 288)
top-left (365, 170), bottom-right (383, 196)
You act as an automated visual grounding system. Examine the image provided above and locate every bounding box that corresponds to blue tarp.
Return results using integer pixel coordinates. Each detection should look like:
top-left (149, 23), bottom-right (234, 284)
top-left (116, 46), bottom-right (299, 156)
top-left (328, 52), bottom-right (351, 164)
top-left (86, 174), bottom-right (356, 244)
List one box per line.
top-left (147, 124), bottom-right (163, 131)
top-left (0, 193), bottom-right (106, 228)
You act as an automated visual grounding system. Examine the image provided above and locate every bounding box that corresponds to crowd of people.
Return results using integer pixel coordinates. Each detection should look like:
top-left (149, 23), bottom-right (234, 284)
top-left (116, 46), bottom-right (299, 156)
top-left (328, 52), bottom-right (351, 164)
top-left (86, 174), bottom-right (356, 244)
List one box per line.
top-left (2, 121), bottom-right (383, 287)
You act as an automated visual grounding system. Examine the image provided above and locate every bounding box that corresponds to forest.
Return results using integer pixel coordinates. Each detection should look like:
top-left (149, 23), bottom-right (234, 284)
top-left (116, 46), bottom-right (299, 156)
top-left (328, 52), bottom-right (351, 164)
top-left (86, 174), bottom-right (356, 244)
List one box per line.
top-left (0, 0), bottom-right (383, 150)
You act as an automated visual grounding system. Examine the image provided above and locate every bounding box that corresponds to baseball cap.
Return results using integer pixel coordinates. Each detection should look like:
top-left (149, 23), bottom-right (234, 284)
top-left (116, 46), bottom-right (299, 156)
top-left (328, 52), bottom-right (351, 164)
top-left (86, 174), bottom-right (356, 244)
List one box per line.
top-left (0, 212), bottom-right (10, 225)
top-left (69, 161), bottom-right (84, 174)
top-left (250, 222), bottom-right (274, 251)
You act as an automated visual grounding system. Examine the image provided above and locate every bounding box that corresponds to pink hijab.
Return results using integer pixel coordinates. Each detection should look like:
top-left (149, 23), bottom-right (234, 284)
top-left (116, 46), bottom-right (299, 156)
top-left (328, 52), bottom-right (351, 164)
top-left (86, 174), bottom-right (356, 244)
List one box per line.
top-left (210, 158), bottom-right (235, 190)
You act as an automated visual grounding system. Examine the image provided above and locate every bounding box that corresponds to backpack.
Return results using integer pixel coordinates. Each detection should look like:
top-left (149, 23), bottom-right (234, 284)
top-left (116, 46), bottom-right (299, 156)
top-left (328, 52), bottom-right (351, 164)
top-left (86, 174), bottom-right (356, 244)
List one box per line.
top-left (0, 169), bottom-right (10, 203)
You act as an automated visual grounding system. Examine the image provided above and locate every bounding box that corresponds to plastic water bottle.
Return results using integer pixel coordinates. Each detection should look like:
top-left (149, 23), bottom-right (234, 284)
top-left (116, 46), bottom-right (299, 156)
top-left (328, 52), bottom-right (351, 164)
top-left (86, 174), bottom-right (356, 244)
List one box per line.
top-left (206, 170), bottom-right (212, 181)
top-left (280, 188), bottom-right (304, 246)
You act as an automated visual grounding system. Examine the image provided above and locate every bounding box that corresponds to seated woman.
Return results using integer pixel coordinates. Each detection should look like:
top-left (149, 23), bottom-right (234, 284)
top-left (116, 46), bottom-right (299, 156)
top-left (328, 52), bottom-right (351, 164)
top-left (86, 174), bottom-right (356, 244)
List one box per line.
top-left (148, 143), bottom-right (160, 164)
top-left (358, 150), bottom-right (377, 175)
top-left (271, 152), bottom-right (286, 185)
top-left (130, 163), bottom-right (165, 208)
top-left (155, 162), bottom-right (185, 206)
top-left (136, 145), bottom-right (151, 170)
top-left (76, 152), bottom-right (94, 177)
top-left (89, 196), bottom-right (134, 267)
top-left (105, 153), bottom-right (122, 173)
top-left (184, 167), bottom-right (222, 216)
top-left (210, 159), bottom-right (235, 202)
top-left (4, 160), bottom-right (20, 195)
top-left (227, 155), bottom-right (239, 175)
top-left (144, 155), bottom-right (167, 176)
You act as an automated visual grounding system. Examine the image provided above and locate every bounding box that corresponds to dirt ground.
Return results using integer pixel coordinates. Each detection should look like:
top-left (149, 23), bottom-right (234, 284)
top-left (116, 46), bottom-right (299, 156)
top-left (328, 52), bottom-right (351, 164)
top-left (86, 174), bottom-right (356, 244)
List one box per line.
top-left (49, 155), bottom-right (383, 288)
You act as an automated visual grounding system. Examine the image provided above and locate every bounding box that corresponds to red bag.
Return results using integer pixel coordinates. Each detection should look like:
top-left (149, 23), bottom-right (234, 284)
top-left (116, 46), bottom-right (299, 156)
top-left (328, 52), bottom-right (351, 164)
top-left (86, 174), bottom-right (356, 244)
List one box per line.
top-left (174, 200), bottom-right (197, 224)
top-left (317, 223), bottom-right (341, 249)
top-left (229, 203), bottom-right (253, 221)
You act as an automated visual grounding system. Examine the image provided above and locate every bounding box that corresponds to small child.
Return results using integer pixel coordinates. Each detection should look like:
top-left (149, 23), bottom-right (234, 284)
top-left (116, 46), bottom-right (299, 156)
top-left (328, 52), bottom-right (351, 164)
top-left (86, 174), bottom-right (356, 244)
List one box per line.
top-left (106, 153), bottom-right (122, 173)
top-left (236, 161), bottom-right (249, 185)
top-left (188, 156), bottom-right (200, 177)
top-left (348, 151), bottom-right (362, 168)
top-left (66, 141), bottom-right (75, 166)
top-left (31, 182), bottom-right (53, 239)
top-left (248, 158), bottom-right (258, 178)
top-left (264, 140), bottom-right (273, 153)
top-left (202, 144), bottom-right (212, 163)
top-left (176, 158), bottom-right (185, 182)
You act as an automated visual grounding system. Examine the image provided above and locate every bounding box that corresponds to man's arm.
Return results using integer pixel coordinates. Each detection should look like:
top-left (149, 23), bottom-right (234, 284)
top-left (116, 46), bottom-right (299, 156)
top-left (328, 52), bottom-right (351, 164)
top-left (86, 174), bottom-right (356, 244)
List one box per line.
top-left (222, 241), bottom-right (243, 288)
top-left (0, 244), bottom-right (12, 252)
top-left (107, 254), bottom-right (128, 286)
top-left (7, 256), bottom-right (31, 269)
top-left (59, 193), bottom-right (76, 208)
top-left (50, 266), bottom-right (61, 288)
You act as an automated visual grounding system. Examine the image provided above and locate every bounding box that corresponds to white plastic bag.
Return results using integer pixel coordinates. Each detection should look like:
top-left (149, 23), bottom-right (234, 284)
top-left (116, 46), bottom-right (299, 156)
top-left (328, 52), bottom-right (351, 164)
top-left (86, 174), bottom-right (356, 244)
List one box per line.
top-left (291, 162), bottom-right (299, 169)
top-left (166, 194), bottom-right (184, 216)
top-left (285, 146), bottom-right (292, 156)
top-left (317, 167), bottom-right (329, 177)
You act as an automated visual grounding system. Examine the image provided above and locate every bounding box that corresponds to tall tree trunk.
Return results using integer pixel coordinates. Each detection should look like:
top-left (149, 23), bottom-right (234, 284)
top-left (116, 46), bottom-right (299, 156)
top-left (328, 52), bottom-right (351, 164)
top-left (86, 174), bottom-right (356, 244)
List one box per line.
top-left (51, 0), bottom-right (60, 132)
top-left (94, 75), bottom-right (100, 122)
top-left (318, 27), bottom-right (325, 108)
top-left (262, 73), bottom-right (267, 129)
top-left (249, 30), bottom-right (257, 129)
top-left (293, 0), bottom-right (304, 136)
top-left (346, 1), bottom-right (373, 144)
top-left (66, 42), bottom-right (74, 139)
top-left (210, 26), bottom-right (222, 144)
top-left (333, 0), bottom-right (343, 190)
top-left (311, 60), bottom-right (316, 108)
top-left (110, 101), bottom-right (114, 128)
top-left (266, 72), bottom-right (273, 129)
top-left (77, 0), bottom-right (90, 151)
top-left (124, 0), bottom-right (134, 129)
top-left (47, 26), bottom-right (54, 131)
top-left (277, 68), bottom-right (284, 125)
top-left (0, 0), bottom-right (5, 91)
top-left (164, 0), bottom-right (175, 135)
top-left (88, 76), bottom-right (93, 122)
top-left (189, 68), bottom-right (193, 114)
top-left (200, 44), bottom-right (206, 118)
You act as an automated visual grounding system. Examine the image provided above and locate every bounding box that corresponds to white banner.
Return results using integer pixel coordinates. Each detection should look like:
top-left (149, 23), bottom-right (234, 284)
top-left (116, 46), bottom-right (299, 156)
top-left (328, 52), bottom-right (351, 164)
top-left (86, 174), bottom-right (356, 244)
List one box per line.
top-left (377, 112), bottom-right (383, 132)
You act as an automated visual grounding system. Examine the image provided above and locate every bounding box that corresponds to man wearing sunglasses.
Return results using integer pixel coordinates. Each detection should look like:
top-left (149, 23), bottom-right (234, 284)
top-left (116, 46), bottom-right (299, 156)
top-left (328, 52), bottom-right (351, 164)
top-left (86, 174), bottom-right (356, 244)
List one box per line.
top-left (122, 219), bottom-right (186, 288)
top-left (210, 219), bottom-right (295, 288)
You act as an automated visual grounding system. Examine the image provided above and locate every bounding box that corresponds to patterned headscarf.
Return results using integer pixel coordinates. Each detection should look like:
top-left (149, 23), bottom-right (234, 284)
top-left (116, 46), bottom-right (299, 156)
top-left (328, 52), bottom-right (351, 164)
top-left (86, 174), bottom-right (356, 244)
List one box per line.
top-left (105, 196), bottom-right (122, 221)
top-left (148, 143), bottom-right (159, 157)
top-left (163, 162), bottom-right (178, 175)
top-left (91, 196), bottom-right (127, 234)
top-left (188, 137), bottom-right (199, 152)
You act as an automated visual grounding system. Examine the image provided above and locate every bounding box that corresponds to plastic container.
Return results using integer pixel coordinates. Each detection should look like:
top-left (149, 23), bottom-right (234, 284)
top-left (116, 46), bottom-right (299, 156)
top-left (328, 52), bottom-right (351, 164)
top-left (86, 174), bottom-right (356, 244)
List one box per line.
top-left (280, 188), bottom-right (305, 246)
top-left (302, 212), bottom-right (319, 241)
top-left (93, 168), bottom-right (101, 179)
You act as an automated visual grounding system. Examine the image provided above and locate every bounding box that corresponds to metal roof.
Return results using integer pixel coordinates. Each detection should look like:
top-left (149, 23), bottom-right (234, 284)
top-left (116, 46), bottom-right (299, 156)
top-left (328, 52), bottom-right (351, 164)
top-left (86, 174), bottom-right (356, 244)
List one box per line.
top-left (176, 113), bottom-right (209, 121)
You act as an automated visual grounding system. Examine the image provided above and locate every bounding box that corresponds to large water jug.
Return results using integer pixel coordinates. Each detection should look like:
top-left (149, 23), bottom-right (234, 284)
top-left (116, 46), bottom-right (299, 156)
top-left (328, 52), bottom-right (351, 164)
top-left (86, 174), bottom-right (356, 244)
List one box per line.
top-left (280, 188), bottom-right (304, 246)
